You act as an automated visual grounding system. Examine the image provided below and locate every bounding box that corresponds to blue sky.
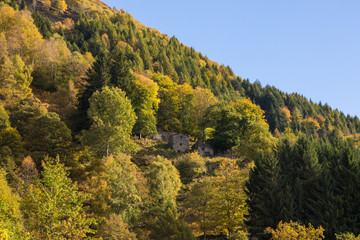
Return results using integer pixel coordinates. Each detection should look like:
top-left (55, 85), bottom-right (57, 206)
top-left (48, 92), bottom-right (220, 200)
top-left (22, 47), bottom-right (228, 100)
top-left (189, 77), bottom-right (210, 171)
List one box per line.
top-left (102, 0), bottom-right (360, 117)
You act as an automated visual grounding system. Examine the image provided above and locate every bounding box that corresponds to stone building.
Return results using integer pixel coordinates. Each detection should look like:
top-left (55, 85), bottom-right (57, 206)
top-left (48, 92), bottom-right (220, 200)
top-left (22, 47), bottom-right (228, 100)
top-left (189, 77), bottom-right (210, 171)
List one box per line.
top-left (152, 131), bottom-right (176, 142)
top-left (192, 140), bottom-right (215, 156)
top-left (169, 133), bottom-right (189, 153)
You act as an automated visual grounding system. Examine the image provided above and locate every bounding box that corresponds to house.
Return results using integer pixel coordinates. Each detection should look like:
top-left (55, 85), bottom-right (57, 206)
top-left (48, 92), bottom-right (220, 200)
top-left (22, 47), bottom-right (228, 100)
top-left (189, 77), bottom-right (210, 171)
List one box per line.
top-left (192, 140), bottom-right (215, 156)
top-left (169, 133), bottom-right (189, 153)
top-left (152, 131), bottom-right (176, 142)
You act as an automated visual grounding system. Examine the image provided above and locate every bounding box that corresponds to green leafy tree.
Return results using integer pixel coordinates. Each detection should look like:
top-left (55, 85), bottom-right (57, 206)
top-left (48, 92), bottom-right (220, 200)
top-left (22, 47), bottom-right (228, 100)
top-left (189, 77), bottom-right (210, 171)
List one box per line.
top-left (104, 154), bottom-right (149, 225)
top-left (151, 73), bottom-right (182, 132)
top-left (22, 157), bottom-right (95, 239)
top-left (175, 152), bottom-right (206, 184)
top-left (231, 99), bottom-right (275, 159)
top-left (206, 99), bottom-right (275, 160)
top-left (81, 86), bottom-right (136, 157)
top-left (183, 177), bottom-right (214, 237)
top-left (0, 105), bottom-right (10, 130)
top-left (150, 208), bottom-right (195, 240)
top-left (0, 127), bottom-right (25, 164)
top-left (336, 232), bottom-right (360, 240)
top-left (0, 169), bottom-right (25, 240)
top-left (132, 73), bottom-right (159, 138)
top-left (176, 83), bottom-right (195, 136)
top-left (146, 156), bottom-right (181, 211)
top-left (25, 112), bottom-right (72, 162)
top-left (191, 87), bottom-right (218, 140)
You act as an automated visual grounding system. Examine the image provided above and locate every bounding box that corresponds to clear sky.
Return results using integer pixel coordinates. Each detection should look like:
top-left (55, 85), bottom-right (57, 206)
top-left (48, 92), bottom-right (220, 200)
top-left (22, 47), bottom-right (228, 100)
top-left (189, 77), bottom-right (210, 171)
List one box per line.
top-left (102, 0), bottom-right (360, 117)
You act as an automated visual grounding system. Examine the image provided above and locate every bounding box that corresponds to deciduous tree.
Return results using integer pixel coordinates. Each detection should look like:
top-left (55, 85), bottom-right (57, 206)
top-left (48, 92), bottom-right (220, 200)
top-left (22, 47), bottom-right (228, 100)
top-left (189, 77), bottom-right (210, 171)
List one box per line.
top-left (132, 73), bottom-right (159, 138)
top-left (209, 160), bottom-right (249, 239)
top-left (0, 169), bottom-right (24, 240)
top-left (146, 156), bottom-right (181, 211)
top-left (98, 213), bottom-right (137, 240)
top-left (81, 86), bottom-right (136, 157)
top-left (22, 157), bottom-right (96, 239)
top-left (104, 154), bottom-right (149, 225)
top-left (265, 221), bottom-right (324, 240)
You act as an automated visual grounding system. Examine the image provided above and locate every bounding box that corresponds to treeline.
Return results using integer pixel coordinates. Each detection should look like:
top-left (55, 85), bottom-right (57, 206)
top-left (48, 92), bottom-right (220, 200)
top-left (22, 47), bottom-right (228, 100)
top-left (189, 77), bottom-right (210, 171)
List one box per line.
top-left (5, 0), bottom-right (360, 141)
top-left (56, 4), bottom-right (360, 142)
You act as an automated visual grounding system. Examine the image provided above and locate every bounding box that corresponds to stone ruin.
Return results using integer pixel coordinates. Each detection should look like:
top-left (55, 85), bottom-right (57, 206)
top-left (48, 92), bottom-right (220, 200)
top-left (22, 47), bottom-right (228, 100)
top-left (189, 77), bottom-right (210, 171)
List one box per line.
top-left (152, 131), bottom-right (176, 142)
top-left (168, 133), bottom-right (189, 153)
top-left (153, 131), bottom-right (216, 155)
top-left (192, 140), bottom-right (215, 157)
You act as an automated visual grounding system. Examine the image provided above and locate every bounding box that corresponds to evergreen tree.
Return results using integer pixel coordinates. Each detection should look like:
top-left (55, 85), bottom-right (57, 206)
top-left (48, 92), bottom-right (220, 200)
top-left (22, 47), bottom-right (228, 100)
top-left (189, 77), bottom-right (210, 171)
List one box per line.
top-left (110, 49), bottom-right (136, 99)
top-left (77, 52), bottom-right (111, 130)
top-left (246, 152), bottom-right (283, 239)
top-left (32, 12), bottom-right (53, 39)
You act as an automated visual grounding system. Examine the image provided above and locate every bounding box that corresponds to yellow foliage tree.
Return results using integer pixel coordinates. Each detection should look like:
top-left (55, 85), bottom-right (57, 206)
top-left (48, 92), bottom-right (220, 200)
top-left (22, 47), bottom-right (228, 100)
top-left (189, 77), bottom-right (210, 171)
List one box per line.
top-left (0, 169), bottom-right (25, 239)
top-left (0, 6), bottom-right (44, 64)
top-left (208, 160), bottom-right (249, 239)
top-left (231, 98), bottom-right (276, 160)
top-left (265, 221), bottom-right (324, 240)
top-left (192, 87), bottom-right (218, 139)
top-left (41, 0), bottom-right (52, 10)
top-left (336, 232), bottom-right (360, 240)
top-left (133, 73), bottom-right (160, 138)
top-left (302, 117), bottom-right (320, 131)
top-left (53, 0), bottom-right (68, 14)
top-left (282, 107), bottom-right (292, 122)
top-left (0, 34), bottom-right (33, 105)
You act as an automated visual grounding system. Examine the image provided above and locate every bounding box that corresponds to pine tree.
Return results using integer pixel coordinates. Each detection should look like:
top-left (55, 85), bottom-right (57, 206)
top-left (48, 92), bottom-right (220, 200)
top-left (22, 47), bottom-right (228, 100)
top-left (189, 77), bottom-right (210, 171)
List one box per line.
top-left (290, 136), bottom-right (322, 222)
top-left (77, 52), bottom-right (111, 130)
top-left (246, 152), bottom-right (282, 239)
top-left (110, 49), bottom-right (136, 98)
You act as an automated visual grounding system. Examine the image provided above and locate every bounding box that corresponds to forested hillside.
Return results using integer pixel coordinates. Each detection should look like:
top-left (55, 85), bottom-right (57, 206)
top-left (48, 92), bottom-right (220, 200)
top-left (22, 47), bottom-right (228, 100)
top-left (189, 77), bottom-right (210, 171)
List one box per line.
top-left (0, 0), bottom-right (360, 239)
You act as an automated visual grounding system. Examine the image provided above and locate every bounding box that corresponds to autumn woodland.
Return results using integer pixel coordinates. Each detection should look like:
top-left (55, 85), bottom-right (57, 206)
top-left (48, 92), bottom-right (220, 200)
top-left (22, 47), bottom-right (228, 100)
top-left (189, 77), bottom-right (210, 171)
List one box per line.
top-left (0, 0), bottom-right (360, 239)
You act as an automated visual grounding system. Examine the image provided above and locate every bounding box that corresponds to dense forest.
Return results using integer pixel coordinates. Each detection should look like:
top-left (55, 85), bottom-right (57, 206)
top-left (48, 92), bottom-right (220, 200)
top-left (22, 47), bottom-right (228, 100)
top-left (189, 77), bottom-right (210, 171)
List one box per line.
top-left (0, 0), bottom-right (360, 239)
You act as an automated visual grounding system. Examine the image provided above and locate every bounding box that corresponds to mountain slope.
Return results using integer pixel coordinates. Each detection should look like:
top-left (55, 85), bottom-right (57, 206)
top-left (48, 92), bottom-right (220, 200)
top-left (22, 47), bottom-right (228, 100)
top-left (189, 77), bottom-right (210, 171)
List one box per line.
top-left (1, 0), bottom-right (360, 143)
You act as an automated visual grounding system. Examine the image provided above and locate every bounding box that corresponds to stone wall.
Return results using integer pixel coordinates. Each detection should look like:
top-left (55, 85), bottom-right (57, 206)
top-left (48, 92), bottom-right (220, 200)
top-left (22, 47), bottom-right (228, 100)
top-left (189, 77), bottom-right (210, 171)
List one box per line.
top-left (192, 141), bottom-right (215, 156)
top-left (169, 133), bottom-right (189, 153)
top-left (152, 131), bottom-right (176, 142)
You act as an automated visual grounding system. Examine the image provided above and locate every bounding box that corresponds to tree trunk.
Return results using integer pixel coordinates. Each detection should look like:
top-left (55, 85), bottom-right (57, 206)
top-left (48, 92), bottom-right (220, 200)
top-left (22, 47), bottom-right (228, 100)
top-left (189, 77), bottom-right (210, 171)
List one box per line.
top-left (106, 139), bottom-right (110, 158)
